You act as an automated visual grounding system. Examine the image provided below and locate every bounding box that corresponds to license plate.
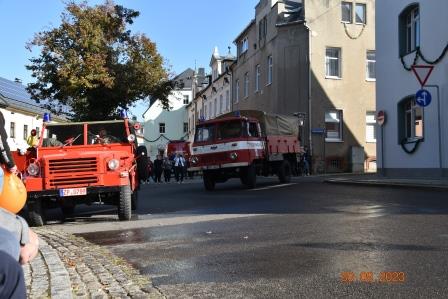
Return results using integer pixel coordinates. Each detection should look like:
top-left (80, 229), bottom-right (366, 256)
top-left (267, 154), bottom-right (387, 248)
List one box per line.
top-left (59, 188), bottom-right (87, 197)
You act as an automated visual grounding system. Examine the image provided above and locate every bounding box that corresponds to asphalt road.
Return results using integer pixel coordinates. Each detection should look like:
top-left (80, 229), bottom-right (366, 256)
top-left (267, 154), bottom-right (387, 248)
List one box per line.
top-left (58, 176), bottom-right (448, 298)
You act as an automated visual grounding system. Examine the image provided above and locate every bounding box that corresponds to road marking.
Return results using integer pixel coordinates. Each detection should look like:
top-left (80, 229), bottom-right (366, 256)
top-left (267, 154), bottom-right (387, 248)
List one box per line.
top-left (249, 183), bottom-right (296, 191)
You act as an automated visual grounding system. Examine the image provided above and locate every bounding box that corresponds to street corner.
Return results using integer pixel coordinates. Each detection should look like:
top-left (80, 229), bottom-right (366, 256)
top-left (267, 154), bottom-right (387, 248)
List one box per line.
top-left (24, 227), bottom-right (164, 299)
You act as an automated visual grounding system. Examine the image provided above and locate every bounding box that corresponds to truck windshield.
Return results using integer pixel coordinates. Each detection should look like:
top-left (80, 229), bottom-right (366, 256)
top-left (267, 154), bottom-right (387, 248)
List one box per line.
top-left (217, 121), bottom-right (243, 139)
top-left (195, 125), bottom-right (215, 142)
top-left (42, 121), bottom-right (128, 147)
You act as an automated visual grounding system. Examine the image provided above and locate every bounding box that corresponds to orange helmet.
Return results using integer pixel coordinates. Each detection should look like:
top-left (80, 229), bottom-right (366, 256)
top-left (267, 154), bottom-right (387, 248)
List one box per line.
top-left (0, 169), bottom-right (27, 214)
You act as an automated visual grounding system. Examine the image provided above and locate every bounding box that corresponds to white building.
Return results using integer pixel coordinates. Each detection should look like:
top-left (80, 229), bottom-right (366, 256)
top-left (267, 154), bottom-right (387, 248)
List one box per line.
top-left (0, 77), bottom-right (68, 151)
top-left (187, 47), bottom-right (235, 143)
top-left (143, 68), bottom-right (194, 158)
top-left (376, 0), bottom-right (448, 177)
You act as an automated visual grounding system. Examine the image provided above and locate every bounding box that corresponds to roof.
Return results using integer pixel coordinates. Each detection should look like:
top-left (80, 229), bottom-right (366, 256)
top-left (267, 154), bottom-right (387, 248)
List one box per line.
top-left (0, 77), bottom-right (70, 120)
top-left (173, 68), bottom-right (194, 89)
top-left (233, 19), bottom-right (256, 44)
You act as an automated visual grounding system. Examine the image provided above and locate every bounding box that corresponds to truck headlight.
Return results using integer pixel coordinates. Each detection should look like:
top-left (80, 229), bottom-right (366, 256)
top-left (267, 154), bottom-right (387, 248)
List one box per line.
top-left (230, 152), bottom-right (238, 160)
top-left (191, 156), bottom-right (199, 164)
top-left (127, 134), bottom-right (136, 142)
top-left (107, 159), bottom-right (119, 170)
top-left (27, 163), bottom-right (40, 176)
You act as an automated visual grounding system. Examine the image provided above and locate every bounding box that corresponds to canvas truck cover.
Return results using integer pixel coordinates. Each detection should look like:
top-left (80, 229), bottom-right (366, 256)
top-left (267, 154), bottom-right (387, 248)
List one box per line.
top-left (218, 110), bottom-right (299, 137)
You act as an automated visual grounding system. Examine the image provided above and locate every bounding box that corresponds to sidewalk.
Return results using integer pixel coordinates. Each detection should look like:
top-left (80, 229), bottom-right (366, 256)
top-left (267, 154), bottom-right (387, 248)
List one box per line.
top-left (24, 228), bottom-right (164, 299)
top-left (324, 174), bottom-right (448, 190)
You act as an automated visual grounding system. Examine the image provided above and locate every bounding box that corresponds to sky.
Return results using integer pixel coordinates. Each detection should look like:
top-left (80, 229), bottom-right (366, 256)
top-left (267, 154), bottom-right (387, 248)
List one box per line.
top-left (0, 0), bottom-right (258, 120)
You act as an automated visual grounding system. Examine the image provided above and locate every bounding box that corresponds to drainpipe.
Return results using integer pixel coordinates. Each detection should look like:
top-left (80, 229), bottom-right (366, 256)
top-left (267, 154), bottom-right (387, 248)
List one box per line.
top-left (304, 22), bottom-right (313, 156)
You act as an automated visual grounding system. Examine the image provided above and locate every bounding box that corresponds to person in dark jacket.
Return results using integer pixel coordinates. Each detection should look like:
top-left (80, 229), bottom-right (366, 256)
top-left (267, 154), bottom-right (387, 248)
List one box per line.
top-left (153, 155), bottom-right (163, 183)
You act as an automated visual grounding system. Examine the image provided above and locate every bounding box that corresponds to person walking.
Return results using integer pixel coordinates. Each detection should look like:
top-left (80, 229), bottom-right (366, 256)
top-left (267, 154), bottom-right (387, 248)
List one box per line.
top-left (174, 154), bottom-right (186, 183)
top-left (146, 157), bottom-right (153, 183)
top-left (163, 157), bottom-right (173, 183)
top-left (153, 155), bottom-right (163, 183)
top-left (302, 146), bottom-right (311, 176)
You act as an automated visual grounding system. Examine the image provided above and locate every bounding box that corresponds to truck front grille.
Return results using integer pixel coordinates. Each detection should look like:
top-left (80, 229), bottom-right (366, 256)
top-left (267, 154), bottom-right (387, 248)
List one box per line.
top-left (49, 176), bottom-right (99, 188)
top-left (48, 158), bottom-right (98, 174)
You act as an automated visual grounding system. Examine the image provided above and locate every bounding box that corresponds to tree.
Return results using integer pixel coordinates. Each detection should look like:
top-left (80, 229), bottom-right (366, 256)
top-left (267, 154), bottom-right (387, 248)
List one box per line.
top-left (26, 1), bottom-right (172, 121)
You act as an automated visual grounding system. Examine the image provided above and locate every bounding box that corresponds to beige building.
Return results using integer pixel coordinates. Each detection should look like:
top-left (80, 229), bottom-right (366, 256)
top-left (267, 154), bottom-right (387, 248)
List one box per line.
top-left (232, 0), bottom-right (376, 173)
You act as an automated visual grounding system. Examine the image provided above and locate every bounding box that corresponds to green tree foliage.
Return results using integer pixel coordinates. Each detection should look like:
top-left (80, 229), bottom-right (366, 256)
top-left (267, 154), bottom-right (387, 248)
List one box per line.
top-left (26, 1), bottom-right (172, 121)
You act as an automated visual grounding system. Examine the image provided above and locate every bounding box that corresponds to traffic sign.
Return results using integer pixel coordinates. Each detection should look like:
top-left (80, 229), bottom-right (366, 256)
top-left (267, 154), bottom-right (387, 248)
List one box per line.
top-left (416, 89), bottom-right (432, 107)
top-left (411, 65), bottom-right (434, 87)
top-left (377, 110), bottom-right (386, 126)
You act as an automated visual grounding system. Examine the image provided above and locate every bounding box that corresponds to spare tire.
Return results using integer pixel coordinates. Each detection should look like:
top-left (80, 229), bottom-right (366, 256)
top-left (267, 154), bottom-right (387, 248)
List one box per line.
top-left (136, 145), bottom-right (149, 181)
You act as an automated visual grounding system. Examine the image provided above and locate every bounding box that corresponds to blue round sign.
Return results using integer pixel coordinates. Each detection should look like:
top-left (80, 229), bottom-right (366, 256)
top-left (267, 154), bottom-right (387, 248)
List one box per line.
top-left (415, 89), bottom-right (432, 107)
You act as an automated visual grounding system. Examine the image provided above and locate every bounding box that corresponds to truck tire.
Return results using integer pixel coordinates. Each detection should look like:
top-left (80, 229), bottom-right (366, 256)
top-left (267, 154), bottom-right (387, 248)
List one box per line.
top-left (118, 185), bottom-right (132, 221)
top-left (278, 160), bottom-right (292, 183)
top-left (240, 164), bottom-right (256, 189)
top-left (203, 171), bottom-right (215, 191)
top-left (28, 200), bottom-right (45, 227)
top-left (131, 190), bottom-right (138, 211)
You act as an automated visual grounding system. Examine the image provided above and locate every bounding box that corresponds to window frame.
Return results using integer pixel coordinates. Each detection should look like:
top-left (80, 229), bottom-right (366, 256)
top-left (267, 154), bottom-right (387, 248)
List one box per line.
top-left (325, 110), bottom-right (343, 142)
top-left (267, 55), bottom-right (273, 85)
top-left (325, 47), bottom-right (342, 79)
top-left (341, 1), bottom-right (353, 23)
top-left (399, 4), bottom-right (420, 56)
top-left (355, 3), bottom-right (366, 24)
top-left (10, 122), bottom-right (15, 138)
top-left (255, 64), bottom-right (261, 92)
top-left (366, 50), bottom-right (376, 81)
top-left (235, 79), bottom-right (240, 103)
top-left (244, 72), bottom-right (249, 98)
top-left (366, 111), bottom-right (376, 143)
top-left (225, 90), bottom-right (230, 111)
top-left (183, 95), bottom-right (189, 105)
top-left (159, 123), bottom-right (166, 134)
top-left (23, 124), bottom-right (28, 140)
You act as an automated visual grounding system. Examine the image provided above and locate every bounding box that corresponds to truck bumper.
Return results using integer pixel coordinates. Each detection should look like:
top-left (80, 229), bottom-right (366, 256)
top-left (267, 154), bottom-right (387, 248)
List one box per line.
top-left (27, 186), bottom-right (121, 199)
top-left (188, 162), bottom-right (249, 172)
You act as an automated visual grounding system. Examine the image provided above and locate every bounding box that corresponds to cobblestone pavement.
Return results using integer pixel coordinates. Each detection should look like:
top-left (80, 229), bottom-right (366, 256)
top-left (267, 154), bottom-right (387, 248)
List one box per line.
top-left (23, 228), bottom-right (164, 299)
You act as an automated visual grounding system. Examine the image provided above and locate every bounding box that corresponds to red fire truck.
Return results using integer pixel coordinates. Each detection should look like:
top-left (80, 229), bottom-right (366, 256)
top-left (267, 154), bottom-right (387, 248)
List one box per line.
top-left (13, 119), bottom-right (147, 226)
top-left (188, 110), bottom-right (300, 190)
top-left (166, 140), bottom-right (191, 160)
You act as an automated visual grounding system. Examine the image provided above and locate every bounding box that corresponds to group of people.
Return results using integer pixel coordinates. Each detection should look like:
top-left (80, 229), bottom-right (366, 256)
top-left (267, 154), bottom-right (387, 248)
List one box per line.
top-left (145, 153), bottom-right (188, 184)
top-left (1, 110), bottom-right (38, 298)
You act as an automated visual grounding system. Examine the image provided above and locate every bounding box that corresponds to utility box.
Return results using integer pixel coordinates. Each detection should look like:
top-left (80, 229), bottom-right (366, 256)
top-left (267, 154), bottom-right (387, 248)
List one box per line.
top-left (350, 146), bottom-right (365, 173)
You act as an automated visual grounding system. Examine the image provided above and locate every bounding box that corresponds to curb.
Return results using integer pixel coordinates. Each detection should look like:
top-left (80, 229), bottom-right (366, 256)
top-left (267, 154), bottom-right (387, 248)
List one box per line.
top-left (324, 178), bottom-right (448, 190)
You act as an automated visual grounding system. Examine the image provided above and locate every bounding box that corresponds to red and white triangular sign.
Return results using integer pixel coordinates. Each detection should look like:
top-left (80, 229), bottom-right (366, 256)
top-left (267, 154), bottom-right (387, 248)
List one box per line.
top-left (411, 65), bottom-right (434, 87)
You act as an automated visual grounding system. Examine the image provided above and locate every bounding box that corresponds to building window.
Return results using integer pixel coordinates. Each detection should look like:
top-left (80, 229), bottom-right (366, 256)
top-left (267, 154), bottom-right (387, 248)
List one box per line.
top-left (36, 127), bottom-right (40, 138)
top-left (183, 122), bottom-right (188, 133)
top-left (366, 50), bottom-right (375, 80)
top-left (325, 110), bottom-right (343, 141)
top-left (255, 65), bottom-right (261, 92)
top-left (183, 95), bottom-right (189, 104)
top-left (225, 90), bottom-right (230, 111)
top-left (267, 55), bottom-right (273, 85)
top-left (244, 72), bottom-right (249, 98)
top-left (219, 95), bottom-right (223, 114)
top-left (341, 2), bottom-right (353, 23)
top-left (159, 123), bottom-right (165, 134)
top-left (214, 98), bottom-right (217, 117)
top-left (366, 112), bottom-right (376, 142)
top-left (325, 47), bottom-right (341, 78)
top-left (399, 96), bottom-right (423, 142)
top-left (23, 124), bottom-right (28, 140)
top-left (399, 4), bottom-right (420, 56)
top-left (259, 16), bottom-right (268, 40)
top-left (204, 105), bottom-right (207, 120)
top-left (240, 37), bottom-right (249, 55)
top-left (355, 3), bottom-right (366, 24)
top-left (235, 79), bottom-right (240, 103)
top-left (210, 101), bottom-right (213, 119)
top-left (10, 122), bottom-right (15, 138)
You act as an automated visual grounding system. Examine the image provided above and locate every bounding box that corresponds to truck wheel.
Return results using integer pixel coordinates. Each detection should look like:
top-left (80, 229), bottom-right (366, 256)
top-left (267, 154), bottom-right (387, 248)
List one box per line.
top-left (240, 164), bottom-right (256, 189)
top-left (28, 200), bottom-right (45, 227)
top-left (278, 160), bottom-right (292, 183)
top-left (131, 190), bottom-right (138, 211)
top-left (118, 185), bottom-right (132, 221)
top-left (203, 171), bottom-right (215, 191)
